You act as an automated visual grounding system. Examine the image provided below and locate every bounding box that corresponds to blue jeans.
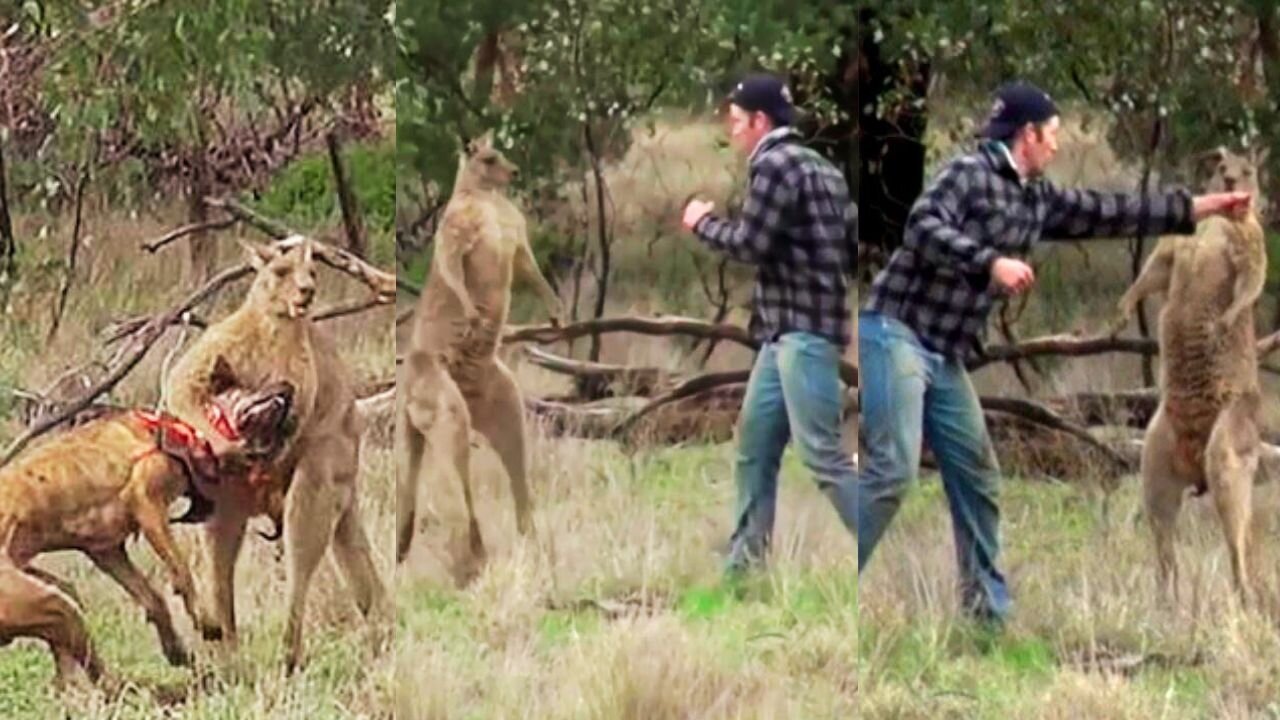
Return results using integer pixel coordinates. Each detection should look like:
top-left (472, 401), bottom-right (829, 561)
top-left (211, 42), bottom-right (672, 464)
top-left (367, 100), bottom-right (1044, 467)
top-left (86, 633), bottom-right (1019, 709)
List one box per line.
top-left (728, 331), bottom-right (858, 571)
top-left (855, 310), bottom-right (1010, 622)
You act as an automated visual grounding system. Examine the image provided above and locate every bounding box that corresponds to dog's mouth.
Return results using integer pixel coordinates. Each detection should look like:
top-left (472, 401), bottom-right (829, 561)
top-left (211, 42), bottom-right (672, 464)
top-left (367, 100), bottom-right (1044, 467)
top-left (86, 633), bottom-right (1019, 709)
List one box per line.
top-left (233, 382), bottom-right (295, 444)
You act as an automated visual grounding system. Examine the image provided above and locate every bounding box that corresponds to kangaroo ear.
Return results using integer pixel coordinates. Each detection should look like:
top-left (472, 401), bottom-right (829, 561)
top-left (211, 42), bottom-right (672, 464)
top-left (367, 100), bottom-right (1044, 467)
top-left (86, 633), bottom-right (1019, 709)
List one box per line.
top-left (210, 355), bottom-right (237, 395)
top-left (239, 238), bottom-right (275, 270)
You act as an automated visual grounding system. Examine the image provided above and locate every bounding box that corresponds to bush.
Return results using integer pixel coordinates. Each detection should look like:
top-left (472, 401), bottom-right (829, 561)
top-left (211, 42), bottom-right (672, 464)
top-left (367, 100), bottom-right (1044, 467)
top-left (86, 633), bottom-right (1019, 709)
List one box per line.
top-left (252, 139), bottom-right (396, 265)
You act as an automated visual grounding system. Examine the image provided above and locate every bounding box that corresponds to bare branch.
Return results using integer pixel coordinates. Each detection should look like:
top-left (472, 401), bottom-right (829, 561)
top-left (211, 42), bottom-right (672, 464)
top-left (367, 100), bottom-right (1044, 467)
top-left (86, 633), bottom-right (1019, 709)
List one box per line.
top-left (47, 166), bottom-right (90, 343)
top-left (504, 315), bottom-right (857, 386)
top-left (970, 333), bottom-right (1159, 370)
top-left (504, 315), bottom-right (754, 349)
top-left (612, 370), bottom-right (749, 438)
top-left (313, 298), bottom-right (388, 323)
top-left (0, 263), bottom-right (254, 467)
top-left (203, 196), bottom-right (395, 300)
top-left (141, 218), bottom-right (236, 253)
top-left (524, 346), bottom-right (672, 395)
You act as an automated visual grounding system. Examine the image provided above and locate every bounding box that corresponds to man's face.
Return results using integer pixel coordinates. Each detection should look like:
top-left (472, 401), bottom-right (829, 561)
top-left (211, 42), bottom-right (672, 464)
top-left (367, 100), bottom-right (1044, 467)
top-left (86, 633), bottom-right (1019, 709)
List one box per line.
top-left (727, 104), bottom-right (772, 155)
top-left (1019, 115), bottom-right (1061, 176)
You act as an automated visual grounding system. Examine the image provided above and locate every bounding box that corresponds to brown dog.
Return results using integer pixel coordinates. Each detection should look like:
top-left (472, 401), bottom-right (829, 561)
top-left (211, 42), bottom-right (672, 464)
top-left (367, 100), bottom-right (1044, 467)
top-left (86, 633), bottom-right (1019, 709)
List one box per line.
top-left (0, 367), bottom-right (293, 690)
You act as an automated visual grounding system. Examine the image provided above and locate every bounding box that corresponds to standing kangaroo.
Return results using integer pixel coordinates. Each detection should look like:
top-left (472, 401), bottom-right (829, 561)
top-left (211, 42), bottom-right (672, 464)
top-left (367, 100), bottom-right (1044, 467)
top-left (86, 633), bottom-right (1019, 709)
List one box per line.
top-left (399, 131), bottom-right (563, 579)
top-left (165, 235), bottom-right (390, 670)
top-left (1108, 146), bottom-right (1268, 605)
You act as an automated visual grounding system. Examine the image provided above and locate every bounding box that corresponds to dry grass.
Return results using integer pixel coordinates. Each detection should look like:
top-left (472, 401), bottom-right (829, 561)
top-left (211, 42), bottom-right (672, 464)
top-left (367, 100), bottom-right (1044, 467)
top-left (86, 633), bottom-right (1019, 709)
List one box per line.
top-left (0, 202), bottom-right (397, 719)
top-left (396, 428), bottom-right (857, 719)
top-left (394, 111), bottom-right (857, 719)
top-left (859, 474), bottom-right (1280, 719)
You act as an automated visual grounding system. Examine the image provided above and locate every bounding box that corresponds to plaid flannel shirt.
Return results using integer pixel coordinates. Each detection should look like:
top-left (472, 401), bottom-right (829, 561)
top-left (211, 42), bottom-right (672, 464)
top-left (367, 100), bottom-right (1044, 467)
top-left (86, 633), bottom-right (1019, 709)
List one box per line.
top-left (694, 127), bottom-right (856, 347)
top-left (864, 140), bottom-right (1197, 360)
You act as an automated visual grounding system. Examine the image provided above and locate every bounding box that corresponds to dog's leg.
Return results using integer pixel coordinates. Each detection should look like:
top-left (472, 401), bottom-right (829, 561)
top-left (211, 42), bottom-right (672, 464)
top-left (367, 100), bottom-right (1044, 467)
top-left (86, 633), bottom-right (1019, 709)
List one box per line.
top-left (131, 461), bottom-right (222, 640)
top-left (1206, 394), bottom-right (1261, 607)
top-left (22, 566), bottom-right (80, 605)
top-left (282, 456), bottom-right (344, 673)
top-left (0, 564), bottom-right (106, 689)
top-left (205, 506), bottom-right (248, 643)
top-left (1143, 408), bottom-right (1188, 604)
top-left (87, 546), bottom-right (191, 667)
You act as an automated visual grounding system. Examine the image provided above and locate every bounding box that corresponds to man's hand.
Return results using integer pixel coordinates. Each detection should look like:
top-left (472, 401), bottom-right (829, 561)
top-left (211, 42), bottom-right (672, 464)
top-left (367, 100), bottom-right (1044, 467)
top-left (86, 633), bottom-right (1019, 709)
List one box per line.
top-left (991, 257), bottom-right (1035, 295)
top-left (1193, 191), bottom-right (1252, 221)
top-left (682, 199), bottom-right (715, 232)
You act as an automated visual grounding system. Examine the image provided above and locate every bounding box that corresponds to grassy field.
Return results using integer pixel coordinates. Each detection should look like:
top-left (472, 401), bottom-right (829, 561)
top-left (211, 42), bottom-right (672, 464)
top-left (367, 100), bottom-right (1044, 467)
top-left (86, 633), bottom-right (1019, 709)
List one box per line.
top-left (396, 439), bottom-right (857, 719)
top-left (0, 201), bottom-right (398, 719)
top-left (858, 473), bottom-right (1280, 719)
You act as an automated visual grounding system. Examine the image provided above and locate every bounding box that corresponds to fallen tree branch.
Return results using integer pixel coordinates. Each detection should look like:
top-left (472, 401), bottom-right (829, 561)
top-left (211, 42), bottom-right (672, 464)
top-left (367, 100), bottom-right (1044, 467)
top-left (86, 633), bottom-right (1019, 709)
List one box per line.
top-left (978, 395), bottom-right (1134, 472)
top-left (970, 333), bottom-right (1158, 370)
top-left (523, 347), bottom-right (672, 396)
top-left (313, 298), bottom-right (388, 323)
top-left (141, 218), bottom-right (237, 253)
top-left (507, 316), bottom-right (858, 387)
top-left (976, 329), bottom-right (1280, 373)
top-left (397, 278), bottom-right (421, 296)
top-left (103, 313), bottom-right (209, 346)
top-left (0, 263), bottom-right (254, 467)
top-left (611, 370), bottom-right (749, 438)
top-left (203, 196), bottom-right (396, 300)
top-left (396, 307), bottom-right (414, 326)
top-left (504, 315), bottom-right (754, 350)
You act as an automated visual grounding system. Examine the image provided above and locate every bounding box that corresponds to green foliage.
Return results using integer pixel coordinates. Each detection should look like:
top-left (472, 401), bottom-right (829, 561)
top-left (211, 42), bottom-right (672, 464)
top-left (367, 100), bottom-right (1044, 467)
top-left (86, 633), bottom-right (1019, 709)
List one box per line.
top-left (252, 140), bottom-right (397, 264)
top-left (396, 0), bottom-right (853, 199)
top-left (864, 1), bottom-right (1280, 185)
top-left (16, 1), bottom-right (393, 183)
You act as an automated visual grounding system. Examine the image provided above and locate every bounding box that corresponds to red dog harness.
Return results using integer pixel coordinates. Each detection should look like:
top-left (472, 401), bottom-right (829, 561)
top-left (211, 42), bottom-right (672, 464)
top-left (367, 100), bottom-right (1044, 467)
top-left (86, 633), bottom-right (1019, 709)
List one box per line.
top-left (130, 405), bottom-right (239, 466)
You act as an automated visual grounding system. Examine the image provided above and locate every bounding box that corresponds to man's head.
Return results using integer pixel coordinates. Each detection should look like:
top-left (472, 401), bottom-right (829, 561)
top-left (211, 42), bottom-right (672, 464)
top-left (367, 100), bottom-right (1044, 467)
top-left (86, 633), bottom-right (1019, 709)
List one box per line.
top-left (980, 81), bottom-right (1061, 177)
top-left (726, 73), bottom-right (795, 155)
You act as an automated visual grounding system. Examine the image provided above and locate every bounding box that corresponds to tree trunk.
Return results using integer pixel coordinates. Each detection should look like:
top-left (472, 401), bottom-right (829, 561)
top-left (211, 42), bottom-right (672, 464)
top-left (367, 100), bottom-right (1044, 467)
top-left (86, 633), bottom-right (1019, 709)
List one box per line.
top-left (856, 8), bottom-right (930, 268)
top-left (187, 149), bottom-right (216, 283)
top-left (0, 139), bottom-right (15, 292)
top-left (327, 131), bottom-right (368, 258)
top-left (583, 121), bottom-right (612, 373)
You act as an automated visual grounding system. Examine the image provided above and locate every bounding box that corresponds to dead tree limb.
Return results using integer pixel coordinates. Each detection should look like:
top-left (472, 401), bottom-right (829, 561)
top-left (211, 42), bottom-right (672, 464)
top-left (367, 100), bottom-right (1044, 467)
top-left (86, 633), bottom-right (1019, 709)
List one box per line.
top-left (611, 370), bottom-right (749, 438)
top-left (0, 263), bottom-right (254, 467)
top-left (397, 278), bottom-right (421, 296)
top-left (203, 196), bottom-right (396, 300)
top-left (505, 316), bottom-right (753, 349)
top-left (103, 313), bottom-right (210, 346)
top-left (47, 167), bottom-right (90, 343)
top-left (396, 307), bottom-right (414, 326)
top-left (523, 346), bottom-right (671, 396)
top-left (505, 316), bottom-right (857, 387)
top-left (313, 298), bottom-right (387, 323)
top-left (970, 333), bottom-right (1159, 371)
top-left (141, 218), bottom-right (236, 253)
top-left (326, 131), bottom-right (367, 258)
top-left (978, 395), bottom-right (1134, 471)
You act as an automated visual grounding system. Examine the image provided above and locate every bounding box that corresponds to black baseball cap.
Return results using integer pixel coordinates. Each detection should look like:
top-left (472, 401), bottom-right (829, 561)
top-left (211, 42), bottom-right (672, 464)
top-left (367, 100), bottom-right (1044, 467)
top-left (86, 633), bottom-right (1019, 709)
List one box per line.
top-left (729, 73), bottom-right (795, 127)
top-left (980, 81), bottom-right (1059, 139)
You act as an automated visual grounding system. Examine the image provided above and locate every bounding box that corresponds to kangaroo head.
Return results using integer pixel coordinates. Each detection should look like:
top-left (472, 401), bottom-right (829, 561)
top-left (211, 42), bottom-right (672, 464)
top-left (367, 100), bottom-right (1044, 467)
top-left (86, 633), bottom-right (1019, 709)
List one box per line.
top-left (456, 130), bottom-right (519, 190)
top-left (1203, 145), bottom-right (1266, 202)
top-left (240, 235), bottom-right (318, 321)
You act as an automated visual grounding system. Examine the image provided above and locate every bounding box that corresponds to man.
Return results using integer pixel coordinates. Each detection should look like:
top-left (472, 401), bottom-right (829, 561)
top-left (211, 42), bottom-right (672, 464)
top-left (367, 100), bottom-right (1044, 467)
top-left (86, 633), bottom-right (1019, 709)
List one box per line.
top-left (856, 80), bottom-right (1252, 624)
top-left (681, 73), bottom-right (858, 574)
